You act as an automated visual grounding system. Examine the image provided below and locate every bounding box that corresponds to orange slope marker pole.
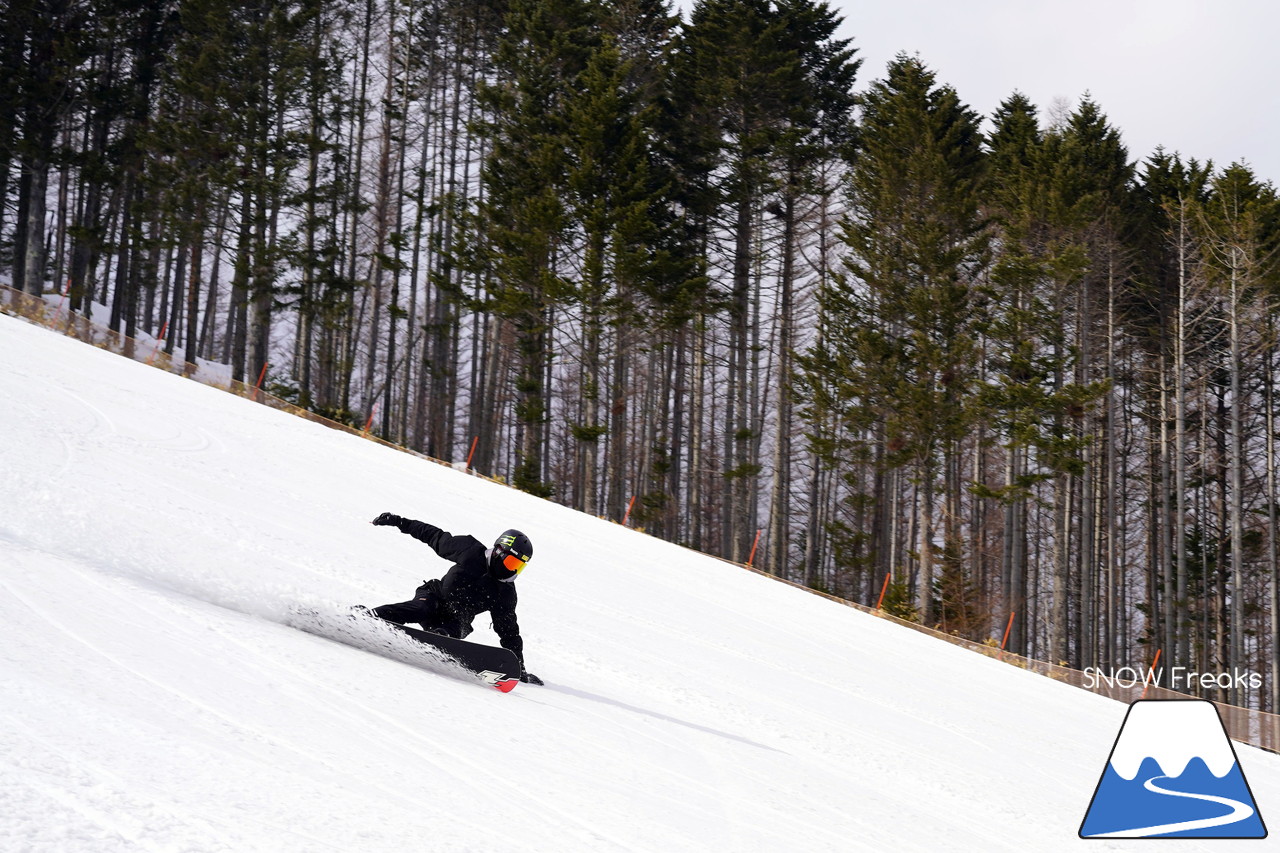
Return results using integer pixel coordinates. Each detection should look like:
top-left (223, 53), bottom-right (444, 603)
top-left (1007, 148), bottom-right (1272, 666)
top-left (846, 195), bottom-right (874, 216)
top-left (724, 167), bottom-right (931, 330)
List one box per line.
top-left (999, 611), bottom-right (1016, 661)
top-left (253, 362), bottom-right (269, 401)
top-left (146, 321), bottom-right (169, 367)
top-left (1140, 648), bottom-right (1163, 700)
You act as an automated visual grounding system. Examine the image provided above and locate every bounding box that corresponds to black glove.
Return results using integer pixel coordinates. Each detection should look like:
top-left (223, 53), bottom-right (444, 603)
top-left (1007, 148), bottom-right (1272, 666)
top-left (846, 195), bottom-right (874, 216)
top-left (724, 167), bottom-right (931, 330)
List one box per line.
top-left (520, 671), bottom-right (543, 685)
top-left (371, 512), bottom-right (402, 527)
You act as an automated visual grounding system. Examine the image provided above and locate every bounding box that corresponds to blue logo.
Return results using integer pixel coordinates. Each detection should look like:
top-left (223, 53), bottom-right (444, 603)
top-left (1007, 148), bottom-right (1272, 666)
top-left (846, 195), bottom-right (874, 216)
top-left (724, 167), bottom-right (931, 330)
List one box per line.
top-left (1080, 699), bottom-right (1267, 839)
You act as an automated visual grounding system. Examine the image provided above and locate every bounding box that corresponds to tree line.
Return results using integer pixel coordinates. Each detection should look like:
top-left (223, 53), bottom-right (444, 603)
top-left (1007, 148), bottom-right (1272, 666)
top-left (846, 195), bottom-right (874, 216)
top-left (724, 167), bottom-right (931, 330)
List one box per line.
top-left (5, 0), bottom-right (1280, 709)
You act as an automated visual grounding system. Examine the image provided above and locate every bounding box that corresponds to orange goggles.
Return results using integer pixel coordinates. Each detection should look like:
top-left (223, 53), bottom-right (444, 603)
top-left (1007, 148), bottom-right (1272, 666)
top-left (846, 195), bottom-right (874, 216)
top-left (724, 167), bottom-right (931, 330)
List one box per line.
top-left (502, 554), bottom-right (528, 575)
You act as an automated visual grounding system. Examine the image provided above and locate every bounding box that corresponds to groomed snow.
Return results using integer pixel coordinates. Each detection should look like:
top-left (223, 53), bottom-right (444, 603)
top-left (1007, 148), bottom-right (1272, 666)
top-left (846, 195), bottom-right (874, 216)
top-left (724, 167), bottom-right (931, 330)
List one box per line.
top-left (2, 310), bottom-right (1277, 851)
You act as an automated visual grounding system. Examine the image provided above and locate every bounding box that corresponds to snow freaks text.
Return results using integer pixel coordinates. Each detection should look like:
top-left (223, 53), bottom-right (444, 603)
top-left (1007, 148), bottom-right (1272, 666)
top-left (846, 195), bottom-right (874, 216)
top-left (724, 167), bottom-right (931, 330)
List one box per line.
top-left (1084, 666), bottom-right (1263, 693)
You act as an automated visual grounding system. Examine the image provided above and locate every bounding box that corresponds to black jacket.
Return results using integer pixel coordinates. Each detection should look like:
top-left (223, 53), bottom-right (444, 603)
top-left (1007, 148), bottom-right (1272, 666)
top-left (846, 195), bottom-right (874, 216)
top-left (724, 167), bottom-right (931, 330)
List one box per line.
top-left (394, 518), bottom-right (523, 662)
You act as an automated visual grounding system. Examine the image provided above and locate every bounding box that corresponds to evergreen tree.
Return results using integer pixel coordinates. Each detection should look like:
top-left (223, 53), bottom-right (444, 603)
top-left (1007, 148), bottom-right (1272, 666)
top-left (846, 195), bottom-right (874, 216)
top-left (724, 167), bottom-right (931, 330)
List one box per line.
top-left (1199, 162), bottom-right (1280, 699)
top-left (561, 11), bottom-right (695, 517)
top-left (146, 0), bottom-right (316, 373)
top-left (764, 0), bottom-right (858, 579)
top-left (480, 0), bottom-right (599, 497)
top-left (675, 0), bottom-right (855, 562)
top-left (285, 0), bottom-right (359, 415)
top-left (8, 0), bottom-right (87, 295)
top-left (674, 0), bottom-right (785, 559)
top-left (1045, 97), bottom-right (1134, 667)
top-left (1133, 148), bottom-right (1213, 678)
top-left (599, 0), bottom-right (713, 536)
top-left (812, 55), bottom-right (987, 624)
top-left (0, 1), bottom-right (23, 259)
top-left (980, 92), bottom-right (1107, 655)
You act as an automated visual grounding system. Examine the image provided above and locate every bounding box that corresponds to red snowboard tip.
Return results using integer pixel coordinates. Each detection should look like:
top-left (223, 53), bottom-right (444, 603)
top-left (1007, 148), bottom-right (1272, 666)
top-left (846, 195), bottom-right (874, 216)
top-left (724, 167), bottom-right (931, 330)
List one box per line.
top-left (494, 678), bottom-right (519, 693)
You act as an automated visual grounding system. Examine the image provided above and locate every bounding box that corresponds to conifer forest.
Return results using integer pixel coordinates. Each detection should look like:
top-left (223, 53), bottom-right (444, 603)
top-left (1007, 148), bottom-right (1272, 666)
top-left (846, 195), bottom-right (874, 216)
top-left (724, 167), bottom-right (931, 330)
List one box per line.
top-left (5, 0), bottom-right (1280, 709)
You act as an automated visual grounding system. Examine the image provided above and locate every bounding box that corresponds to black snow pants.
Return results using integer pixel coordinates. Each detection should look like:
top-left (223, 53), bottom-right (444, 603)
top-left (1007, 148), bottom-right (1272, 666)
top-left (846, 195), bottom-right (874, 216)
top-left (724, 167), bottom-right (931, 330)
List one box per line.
top-left (371, 579), bottom-right (459, 637)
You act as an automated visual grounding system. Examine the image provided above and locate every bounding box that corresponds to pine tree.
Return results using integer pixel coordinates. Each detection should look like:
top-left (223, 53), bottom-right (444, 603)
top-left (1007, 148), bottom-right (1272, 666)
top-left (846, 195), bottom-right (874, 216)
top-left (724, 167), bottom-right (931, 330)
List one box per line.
top-left (0, 1), bottom-right (23, 259)
top-left (1052, 98), bottom-right (1134, 668)
top-left (764, 0), bottom-right (858, 579)
top-left (479, 0), bottom-right (599, 497)
top-left (1199, 162), bottom-right (1280, 701)
top-left (561, 15), bottom-right (688, 518)
top-left (1134, 148), bottom-right (1213, 682)
top-left (675, 0), bottom-right (850, 562)
top-left (980, 92), bottom-right (1107, 655)
top-left (826, 54), bottom-right (988, 625)
top-left (286, 0), bottom-right (359, 415)
top-left (9, 0), bottom-right (87, 295)
top-left (145, 0), bottom-right (316, 374)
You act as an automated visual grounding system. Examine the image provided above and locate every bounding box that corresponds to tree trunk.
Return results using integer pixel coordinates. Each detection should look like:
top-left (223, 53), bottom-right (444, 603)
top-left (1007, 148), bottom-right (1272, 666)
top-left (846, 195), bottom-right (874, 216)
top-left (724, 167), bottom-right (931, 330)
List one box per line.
top-left (184, 201), bottom-right (205, 373)
top-left (1266, 330), bottom-right (1279, 713)
top-left (729, 192), bottom-right (753, 561)
top-left (768, 191), bottom-right (796, 577)
top-left (1227, 254), bottom-right (1245, 704)
top-left (21, 157), bottom-right (48, 295)
top-left (1174, 200), bottom-right (1191, 671)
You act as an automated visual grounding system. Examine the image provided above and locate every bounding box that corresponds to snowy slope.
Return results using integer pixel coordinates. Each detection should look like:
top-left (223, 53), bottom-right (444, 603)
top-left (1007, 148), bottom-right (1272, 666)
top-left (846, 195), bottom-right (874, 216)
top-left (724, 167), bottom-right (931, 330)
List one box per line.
top-left (2, 310), bottom-right (1277, 852)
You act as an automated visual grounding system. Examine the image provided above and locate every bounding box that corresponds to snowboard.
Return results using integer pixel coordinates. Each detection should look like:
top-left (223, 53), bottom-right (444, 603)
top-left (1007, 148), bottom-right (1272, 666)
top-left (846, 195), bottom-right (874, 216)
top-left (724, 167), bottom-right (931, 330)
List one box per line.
top-left (287, 607), bottom-right (523, 693)
top-left (387, 622), bottom-right (523, 693)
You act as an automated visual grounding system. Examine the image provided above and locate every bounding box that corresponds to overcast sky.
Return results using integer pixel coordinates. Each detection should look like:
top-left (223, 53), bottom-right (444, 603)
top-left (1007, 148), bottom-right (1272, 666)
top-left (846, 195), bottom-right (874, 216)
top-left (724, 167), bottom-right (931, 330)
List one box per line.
top-left (678, 0), bottom-right (1279, 186)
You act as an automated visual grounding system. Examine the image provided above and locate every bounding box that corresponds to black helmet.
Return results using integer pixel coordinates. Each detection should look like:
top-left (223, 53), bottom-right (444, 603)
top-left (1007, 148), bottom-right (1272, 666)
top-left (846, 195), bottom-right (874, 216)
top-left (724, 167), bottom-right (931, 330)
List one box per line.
top-left (492, 529), bottom-right (533, 580)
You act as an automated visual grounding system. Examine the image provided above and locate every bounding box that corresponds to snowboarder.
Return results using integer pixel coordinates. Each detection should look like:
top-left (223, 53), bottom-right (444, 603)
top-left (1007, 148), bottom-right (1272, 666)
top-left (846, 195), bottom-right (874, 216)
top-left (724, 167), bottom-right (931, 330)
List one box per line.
top-left (366, 513), bottom-right (542, 684)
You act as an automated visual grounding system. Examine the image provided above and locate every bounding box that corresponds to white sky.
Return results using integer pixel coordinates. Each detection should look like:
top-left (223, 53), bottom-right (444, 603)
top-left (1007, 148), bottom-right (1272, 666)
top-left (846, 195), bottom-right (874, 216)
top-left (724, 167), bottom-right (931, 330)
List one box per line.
top-left (676, 0), bottom-right (1279, 185)
top-left (839, 0), bottom-right (1279, 184)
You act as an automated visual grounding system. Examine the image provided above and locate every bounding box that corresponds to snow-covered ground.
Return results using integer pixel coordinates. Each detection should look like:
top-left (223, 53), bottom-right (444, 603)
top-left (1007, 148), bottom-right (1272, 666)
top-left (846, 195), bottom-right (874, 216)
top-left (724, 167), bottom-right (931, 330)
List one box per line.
top-left (2, 309), bottom-right (1277, 851)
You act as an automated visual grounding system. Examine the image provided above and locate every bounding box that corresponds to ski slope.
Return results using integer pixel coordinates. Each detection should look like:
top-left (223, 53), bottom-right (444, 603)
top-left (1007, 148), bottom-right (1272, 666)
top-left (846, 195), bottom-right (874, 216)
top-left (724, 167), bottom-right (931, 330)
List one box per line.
top-left (2, 310), bottom-right (1277, 852)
